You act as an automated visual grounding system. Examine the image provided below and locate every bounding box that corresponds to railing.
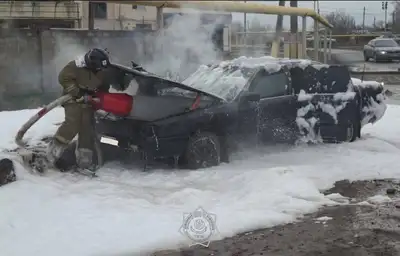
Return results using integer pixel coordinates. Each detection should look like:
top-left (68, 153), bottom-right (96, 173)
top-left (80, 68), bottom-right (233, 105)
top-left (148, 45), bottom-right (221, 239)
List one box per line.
top-left (0, 1), bottom-right (80, 19)
top-left (230, 31), bottom-right (285, 58)
top-left (114, 1), bottom-right (333, 62)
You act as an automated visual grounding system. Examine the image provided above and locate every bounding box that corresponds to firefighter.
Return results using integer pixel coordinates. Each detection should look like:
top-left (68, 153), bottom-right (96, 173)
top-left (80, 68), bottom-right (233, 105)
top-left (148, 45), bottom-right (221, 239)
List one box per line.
top-left (47, 48), bottom-right (111, 171)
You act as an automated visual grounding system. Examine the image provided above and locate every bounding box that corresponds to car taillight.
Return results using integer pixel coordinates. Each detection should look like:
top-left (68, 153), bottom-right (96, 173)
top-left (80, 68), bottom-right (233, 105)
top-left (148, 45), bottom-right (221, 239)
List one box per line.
top-left (93, 92), bottom-right (133, 116)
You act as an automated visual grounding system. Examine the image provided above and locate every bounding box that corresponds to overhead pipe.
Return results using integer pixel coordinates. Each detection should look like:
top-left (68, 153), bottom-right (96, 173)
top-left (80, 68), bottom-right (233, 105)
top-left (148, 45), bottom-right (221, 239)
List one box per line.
top-left (94, 1), bottom-right (333, 28)
top-left (271, 0), bottom-right (285, 58)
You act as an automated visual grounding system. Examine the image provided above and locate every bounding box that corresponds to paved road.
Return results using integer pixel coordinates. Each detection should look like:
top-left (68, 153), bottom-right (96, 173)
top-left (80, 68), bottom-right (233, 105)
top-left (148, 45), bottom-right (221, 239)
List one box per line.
top-left (331, 48), bottom-right (400, 72)
top-left (329, 49), bottom-right (400, 85)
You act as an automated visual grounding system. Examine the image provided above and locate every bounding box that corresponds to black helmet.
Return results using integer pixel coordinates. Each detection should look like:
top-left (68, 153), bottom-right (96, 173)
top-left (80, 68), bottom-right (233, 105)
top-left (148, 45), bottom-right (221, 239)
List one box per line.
top-left (84, 48), bottom-right (110, 71)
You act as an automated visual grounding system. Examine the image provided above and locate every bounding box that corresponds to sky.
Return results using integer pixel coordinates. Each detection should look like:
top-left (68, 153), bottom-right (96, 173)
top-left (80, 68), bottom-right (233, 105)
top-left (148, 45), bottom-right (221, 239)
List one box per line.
top-left (231, 1), bottom-right (395, 29)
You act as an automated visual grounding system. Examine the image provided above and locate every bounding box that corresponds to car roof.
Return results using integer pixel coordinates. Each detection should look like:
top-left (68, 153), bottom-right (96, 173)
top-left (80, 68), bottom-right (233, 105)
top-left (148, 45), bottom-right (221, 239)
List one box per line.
top-left (372, 38), bottom-right (396, 42)
top-left (207, 57), bottom-right (326, 75)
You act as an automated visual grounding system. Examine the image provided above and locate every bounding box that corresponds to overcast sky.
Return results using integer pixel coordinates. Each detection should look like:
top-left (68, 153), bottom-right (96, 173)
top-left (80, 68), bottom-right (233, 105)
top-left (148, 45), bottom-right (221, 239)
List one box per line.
top-left (231, 1), bottom-right (395, 29)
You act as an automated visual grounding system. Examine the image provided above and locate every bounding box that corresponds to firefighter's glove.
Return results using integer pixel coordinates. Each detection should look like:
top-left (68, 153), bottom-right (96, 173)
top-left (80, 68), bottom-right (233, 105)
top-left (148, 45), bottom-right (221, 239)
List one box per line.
top-left (64, 83), bottom-right (82, 98)
top-left (76, 94), bottom-right (93, 104)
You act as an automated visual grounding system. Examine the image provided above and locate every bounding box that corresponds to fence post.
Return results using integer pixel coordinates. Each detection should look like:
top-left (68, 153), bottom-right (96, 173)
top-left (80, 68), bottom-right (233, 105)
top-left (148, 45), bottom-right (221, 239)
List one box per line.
top-left (36, 27), bottom-right (45, 93)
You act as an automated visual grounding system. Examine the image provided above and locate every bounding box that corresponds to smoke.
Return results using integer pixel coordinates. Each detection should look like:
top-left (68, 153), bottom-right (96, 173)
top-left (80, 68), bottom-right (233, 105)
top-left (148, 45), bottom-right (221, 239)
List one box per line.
top-left (49, 10), bottom-right (224, 87)
top-left (136, 10), bottom-right (224, 81)
top-left (46, 34), bottom-right (87, 92)
top-left (1, 7), bottom-right (227, 110)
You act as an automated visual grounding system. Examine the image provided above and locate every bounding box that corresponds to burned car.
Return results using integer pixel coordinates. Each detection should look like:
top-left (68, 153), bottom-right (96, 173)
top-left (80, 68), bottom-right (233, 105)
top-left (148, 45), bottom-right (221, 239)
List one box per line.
top-left (95, 57), bottom-right (387, 169)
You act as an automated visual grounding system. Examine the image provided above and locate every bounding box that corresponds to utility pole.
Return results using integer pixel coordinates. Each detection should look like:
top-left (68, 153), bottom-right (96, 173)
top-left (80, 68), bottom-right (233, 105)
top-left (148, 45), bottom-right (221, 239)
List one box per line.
top-left (290, 0), bottom-right (298, 58)
top-left (362, 7), bottom-right (366, 31)
top-left (393, 11), bottom-right (395, 28)
top-left (244, 0), bottom-right (247, 46)
top-left (374, 16), bottom-right (376, 28)
top-left (313, 1), bottom-right (317, 32)
top-left (382, 1), bottom-right (388, 31)
top-left (271, 0), bottom-right (285, 57)
top-left (88, 1), bottom-right (94, 30)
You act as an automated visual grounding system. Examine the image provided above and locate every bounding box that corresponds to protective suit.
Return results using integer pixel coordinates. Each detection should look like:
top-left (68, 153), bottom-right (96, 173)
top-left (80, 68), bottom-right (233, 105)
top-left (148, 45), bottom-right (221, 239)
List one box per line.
top-left (47, 48), bottom-right (111, 171)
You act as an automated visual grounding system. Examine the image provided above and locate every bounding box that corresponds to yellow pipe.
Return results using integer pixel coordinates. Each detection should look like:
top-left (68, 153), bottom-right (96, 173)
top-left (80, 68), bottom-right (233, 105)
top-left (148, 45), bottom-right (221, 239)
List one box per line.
top-left (331, 34), bottom-right (388, 38)
top-left (99, 1), bottom-right (333, 28)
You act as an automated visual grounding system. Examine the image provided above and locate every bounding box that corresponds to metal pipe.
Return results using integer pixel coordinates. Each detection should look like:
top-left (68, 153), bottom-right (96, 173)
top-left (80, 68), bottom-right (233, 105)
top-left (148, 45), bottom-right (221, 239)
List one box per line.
top-left (323, 28), bottom-right (327, 63)
top-left (272, 0), bottom-right (285, 58)
top-left (302, 16), bottom-right (307, 59)
top-left (156, 6), bottom-right (163, 30)
top-left (328, 30), bottom-right (332, 60)
top-left (244, 0), bottom-right (247, 46)
top-left (115, 1), bottom-right (333, 28)
top-left (313, 19), bottom-right (318, 61)
top-left (290, 0), bottom-right (298, 58)
top-left (88, 1), bottom-right (94, 30)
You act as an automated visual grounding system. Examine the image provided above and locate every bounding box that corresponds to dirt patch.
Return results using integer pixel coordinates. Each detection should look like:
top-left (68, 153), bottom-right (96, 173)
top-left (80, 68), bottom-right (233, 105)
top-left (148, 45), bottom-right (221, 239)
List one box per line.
top-left (153, 179), bottom-right (400, 256)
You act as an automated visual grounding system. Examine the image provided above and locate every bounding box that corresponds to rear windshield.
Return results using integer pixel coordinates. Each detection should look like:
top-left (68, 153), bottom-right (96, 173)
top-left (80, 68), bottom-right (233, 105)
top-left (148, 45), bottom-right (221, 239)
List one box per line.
top-left (163, 65), bottom-right (256, 101)
top-left (375, 39), bottom-right (398, 47)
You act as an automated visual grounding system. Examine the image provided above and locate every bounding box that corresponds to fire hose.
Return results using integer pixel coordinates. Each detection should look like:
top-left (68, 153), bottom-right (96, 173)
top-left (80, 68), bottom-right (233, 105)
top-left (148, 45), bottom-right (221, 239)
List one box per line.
top-left (14, 94), bottom-right (104, 169)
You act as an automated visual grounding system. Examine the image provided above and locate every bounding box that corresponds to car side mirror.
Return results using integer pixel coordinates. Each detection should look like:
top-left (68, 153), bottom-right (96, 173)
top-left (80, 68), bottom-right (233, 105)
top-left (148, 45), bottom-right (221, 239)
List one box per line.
top-left (239, 92), bottom-right (260, 106)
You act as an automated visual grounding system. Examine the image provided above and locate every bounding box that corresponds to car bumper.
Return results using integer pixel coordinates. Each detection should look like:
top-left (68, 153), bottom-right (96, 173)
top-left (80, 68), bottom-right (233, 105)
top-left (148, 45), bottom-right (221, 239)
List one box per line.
top-left (98, 133), bottom-right (188, 159)
top-left (376, 53), bottom-right (400, 60)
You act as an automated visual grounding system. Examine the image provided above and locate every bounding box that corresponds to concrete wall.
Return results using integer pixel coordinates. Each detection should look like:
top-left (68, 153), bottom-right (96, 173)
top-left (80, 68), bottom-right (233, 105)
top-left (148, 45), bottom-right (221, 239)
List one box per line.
top-left (0, 28), bottom-right (159, 110)
top-left (0, 27), bottom-right (225, 110)
top-left (79, 2), bottom-right (157, 30)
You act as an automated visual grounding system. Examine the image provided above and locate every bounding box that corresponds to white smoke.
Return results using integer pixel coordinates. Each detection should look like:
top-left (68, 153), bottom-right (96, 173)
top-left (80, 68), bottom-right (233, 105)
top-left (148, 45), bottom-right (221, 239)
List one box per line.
top-left (138, 10), bottom-right (224, 81)
top-left (49, 10), bottom-right (225, 84)
top-left (4, 7), bottom-right (227, 105)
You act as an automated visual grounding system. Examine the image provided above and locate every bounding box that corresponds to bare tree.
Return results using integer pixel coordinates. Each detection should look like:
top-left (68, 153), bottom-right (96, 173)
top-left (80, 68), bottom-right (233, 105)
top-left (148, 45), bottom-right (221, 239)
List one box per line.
top-left (324, 11), bottom-right (356, 35)
top-left (374, 20), bottom-right (386, 30)
top-left (392, 1), bottom-right (400, 33)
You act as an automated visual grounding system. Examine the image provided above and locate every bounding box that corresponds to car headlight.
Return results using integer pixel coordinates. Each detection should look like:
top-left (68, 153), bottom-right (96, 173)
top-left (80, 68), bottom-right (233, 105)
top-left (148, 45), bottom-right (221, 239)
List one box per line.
top-left (380, 51), bottom-right (387, 54)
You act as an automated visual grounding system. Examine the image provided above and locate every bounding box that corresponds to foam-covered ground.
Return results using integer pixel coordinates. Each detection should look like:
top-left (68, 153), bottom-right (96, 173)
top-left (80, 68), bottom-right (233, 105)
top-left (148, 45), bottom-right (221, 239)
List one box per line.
top-left (1, 104), bottom-right (400, 256)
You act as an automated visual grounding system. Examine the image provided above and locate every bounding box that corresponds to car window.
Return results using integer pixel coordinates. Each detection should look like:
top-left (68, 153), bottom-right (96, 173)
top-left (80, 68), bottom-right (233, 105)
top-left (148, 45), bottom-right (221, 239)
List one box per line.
top-left (369, 40), bottom-right (375, 46)
top-left (375, 39), bottom-right (398, 47)
top-left (249, 71), bottom-right (288, 98)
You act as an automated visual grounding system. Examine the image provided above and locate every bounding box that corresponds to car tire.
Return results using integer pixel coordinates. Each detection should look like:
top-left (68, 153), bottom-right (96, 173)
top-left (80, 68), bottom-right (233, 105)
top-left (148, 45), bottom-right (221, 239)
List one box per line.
top-left (337, 118), bottom-right (360, 143)
top-left (184, 131), bottom-right (221, 169)
top-left (364, 51), bottom-right (369, 61)
top-left (346, 121), bottom-right (359, 142)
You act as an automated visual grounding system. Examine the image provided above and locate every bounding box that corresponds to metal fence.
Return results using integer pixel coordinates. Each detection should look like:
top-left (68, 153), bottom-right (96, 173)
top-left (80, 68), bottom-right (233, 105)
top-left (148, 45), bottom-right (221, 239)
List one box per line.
top-left (0, 1), bottom-right (80, 20)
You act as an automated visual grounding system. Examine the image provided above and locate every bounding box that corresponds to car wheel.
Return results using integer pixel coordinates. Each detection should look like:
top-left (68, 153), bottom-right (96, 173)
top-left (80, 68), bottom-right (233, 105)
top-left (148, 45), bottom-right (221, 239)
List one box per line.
top-left (373, 52), bottom-right (377, 62)
top-left (342, 119), bottom-right (360, 142)
top-left (345, 122), bottom-right (356, 142)
top-left (364, 51), bottom-right (369, 61)
top-left (184, 131), bottom-right (221, 169)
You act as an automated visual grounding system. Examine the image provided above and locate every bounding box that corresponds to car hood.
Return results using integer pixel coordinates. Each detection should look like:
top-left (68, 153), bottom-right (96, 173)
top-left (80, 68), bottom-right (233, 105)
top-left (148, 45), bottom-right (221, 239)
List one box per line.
top-left (376, 46), bottom-right (400, 51)
top-left (109, 63), bottom-right (225, 102)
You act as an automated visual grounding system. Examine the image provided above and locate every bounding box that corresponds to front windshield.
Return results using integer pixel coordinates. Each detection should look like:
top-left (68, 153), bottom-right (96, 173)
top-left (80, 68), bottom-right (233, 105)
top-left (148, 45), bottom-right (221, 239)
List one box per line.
top-left (375, 39), bottom-right (398, 47)
top-left (175, 64), bottom-right (255, 101)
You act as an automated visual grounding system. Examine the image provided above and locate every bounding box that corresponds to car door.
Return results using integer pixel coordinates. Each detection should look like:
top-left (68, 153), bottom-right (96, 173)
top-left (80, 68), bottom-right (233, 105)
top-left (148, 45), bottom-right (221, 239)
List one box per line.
top-left (234, 90), bottom-right (262, 147)
top-left (248, 68), bottom-right (298, 143)
top-left (365, 40), bottom-right (374, 56)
